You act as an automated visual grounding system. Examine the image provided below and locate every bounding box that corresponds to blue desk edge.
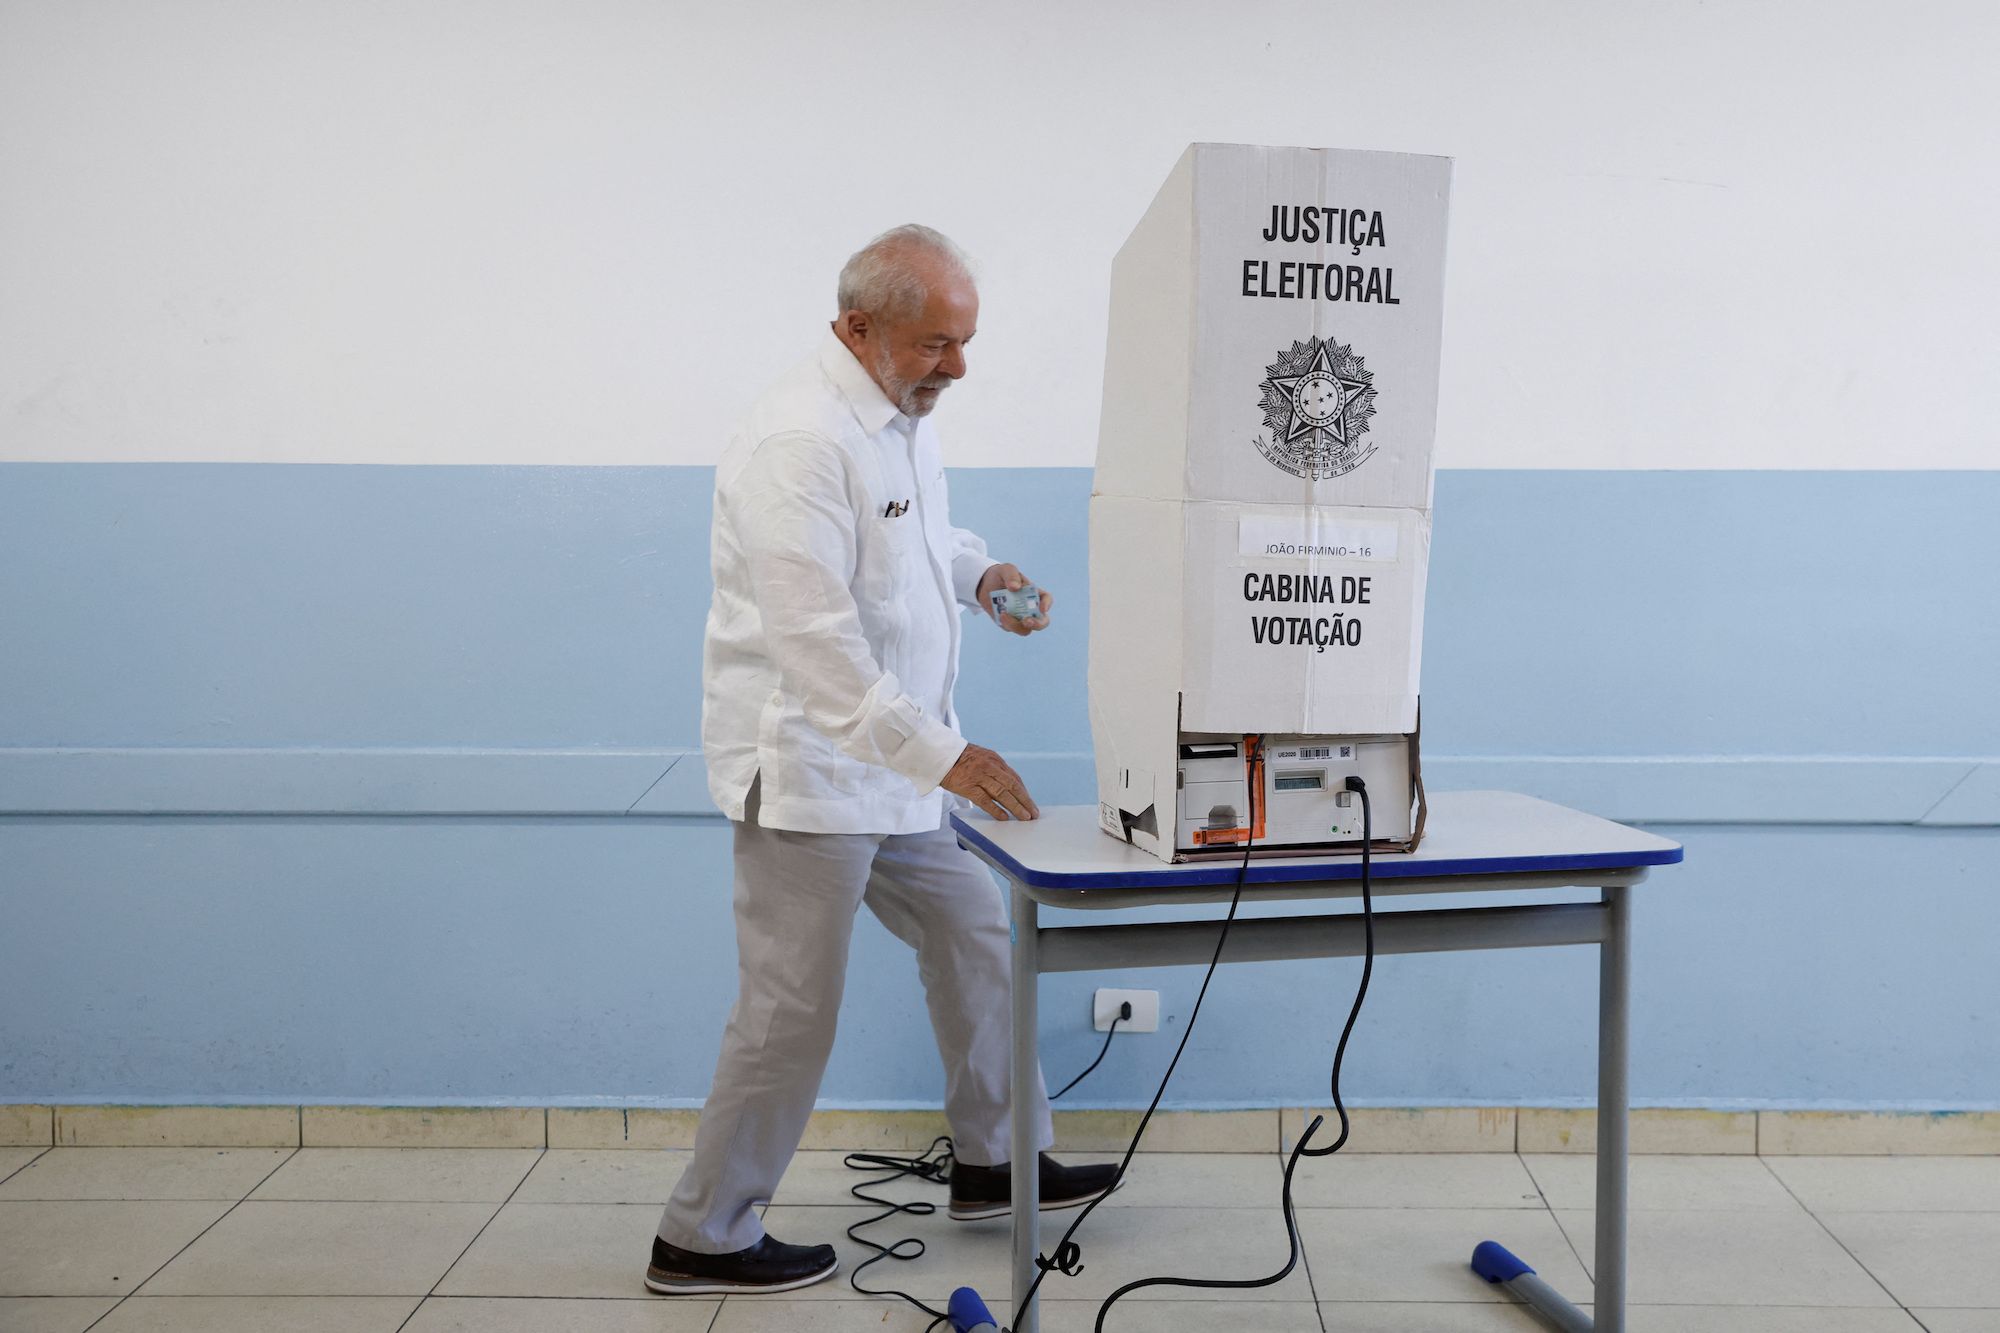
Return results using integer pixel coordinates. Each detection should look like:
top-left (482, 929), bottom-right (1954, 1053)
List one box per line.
top-left (949, 813), bottom-right (1685, 892)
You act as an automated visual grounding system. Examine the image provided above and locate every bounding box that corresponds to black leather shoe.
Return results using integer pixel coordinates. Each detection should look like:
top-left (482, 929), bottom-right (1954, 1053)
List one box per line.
top-left (948, 1153), bottom-right (1123, 1220)
top-left (644, 1233), bottom-right (838, 1295)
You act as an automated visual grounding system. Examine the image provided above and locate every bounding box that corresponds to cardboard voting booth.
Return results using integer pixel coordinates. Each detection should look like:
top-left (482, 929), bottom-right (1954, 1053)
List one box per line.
top-left (1089, 143), bottom-right (1452, 862)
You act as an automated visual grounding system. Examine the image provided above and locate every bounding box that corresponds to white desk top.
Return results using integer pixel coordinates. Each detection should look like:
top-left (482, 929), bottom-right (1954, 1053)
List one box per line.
top-left (951, 790), bottom-right (1682, 894)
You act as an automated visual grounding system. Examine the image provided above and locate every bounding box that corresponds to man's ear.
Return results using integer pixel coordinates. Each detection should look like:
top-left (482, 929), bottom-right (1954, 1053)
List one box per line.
top-left (836, 309), bottom-right (870, 343)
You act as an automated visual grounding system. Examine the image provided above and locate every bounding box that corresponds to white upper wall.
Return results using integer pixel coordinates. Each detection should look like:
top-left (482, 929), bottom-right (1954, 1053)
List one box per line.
top-left (2, 0), bottom-right (1994, 469)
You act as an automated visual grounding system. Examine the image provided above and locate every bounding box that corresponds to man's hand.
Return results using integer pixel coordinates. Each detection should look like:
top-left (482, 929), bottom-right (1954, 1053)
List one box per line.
top-left (941, 743), bottom-right (1040, 820)
top-left (977, 563), bottom-right (1054, 636)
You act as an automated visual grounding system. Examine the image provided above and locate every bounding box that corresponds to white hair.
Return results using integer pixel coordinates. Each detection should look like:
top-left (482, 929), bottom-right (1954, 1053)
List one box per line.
top-left (836, 224), bottom-right (976, 322)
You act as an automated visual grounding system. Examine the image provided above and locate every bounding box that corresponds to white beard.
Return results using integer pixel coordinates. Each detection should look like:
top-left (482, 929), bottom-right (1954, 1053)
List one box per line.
top-left (872, 344), bottom-right (951, 418)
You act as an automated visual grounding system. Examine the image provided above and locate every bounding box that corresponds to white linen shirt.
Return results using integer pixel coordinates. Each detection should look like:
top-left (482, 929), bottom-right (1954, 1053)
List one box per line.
top-left (701, 330), bottom-right (995, 834)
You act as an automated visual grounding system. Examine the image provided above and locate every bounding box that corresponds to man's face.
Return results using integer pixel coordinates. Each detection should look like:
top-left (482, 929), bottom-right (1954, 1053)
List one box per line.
top-left (846, 267), bottom-right (978, 419)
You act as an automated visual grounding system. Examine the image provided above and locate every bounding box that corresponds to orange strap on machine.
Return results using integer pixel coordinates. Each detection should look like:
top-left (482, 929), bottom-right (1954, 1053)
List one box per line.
top-left (1189, 735), bottom-right (1264, 846)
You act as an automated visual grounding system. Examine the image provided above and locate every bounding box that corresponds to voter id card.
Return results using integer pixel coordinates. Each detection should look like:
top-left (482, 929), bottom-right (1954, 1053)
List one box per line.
top-left (988, 582), bottom-right (1044, 623)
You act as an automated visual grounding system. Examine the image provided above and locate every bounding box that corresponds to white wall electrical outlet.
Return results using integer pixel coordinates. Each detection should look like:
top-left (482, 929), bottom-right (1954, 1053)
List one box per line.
top-left (1093, 988), bottom-right (1160, 1033)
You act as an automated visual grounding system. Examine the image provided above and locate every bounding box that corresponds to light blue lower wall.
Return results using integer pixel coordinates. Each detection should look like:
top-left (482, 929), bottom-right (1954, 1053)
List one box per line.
top-left (2, 816), bottom-right (1994, 1109)
top-left (2, 465), bottom-right (1996, 1108)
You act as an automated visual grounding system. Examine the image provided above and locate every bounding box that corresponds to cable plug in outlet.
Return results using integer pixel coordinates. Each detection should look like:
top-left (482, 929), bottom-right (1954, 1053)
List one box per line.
top-left (1093, 988), bottom-right (1159, 1033)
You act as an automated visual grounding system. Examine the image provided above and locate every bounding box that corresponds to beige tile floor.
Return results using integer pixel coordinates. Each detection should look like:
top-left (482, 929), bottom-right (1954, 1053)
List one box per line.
top-left (1, 1144), bottom-right (1994, 1331)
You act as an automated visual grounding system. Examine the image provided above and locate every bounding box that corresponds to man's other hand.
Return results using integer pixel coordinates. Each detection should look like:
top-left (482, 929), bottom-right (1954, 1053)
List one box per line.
top-left (941, 744), bottom-right (1040, 820)
top-left (977, 563), bottom-right (1054, 636)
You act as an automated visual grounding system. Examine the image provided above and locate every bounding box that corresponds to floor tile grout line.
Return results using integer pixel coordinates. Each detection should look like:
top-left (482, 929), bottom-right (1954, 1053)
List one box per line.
top-left (397, 1144), bottom-right (548, 1331)
top-left (0, 1143), bottom-right (52, 1188)
top-left (1522, 1151), bottom-right (1595, 1284)
top-left (1762, 1152), bottom-right (1915, 1316)
top-left (77, 1142), bottom-right (303, 1332)
top-left (20, 1149), bottom-right (1990, 1322)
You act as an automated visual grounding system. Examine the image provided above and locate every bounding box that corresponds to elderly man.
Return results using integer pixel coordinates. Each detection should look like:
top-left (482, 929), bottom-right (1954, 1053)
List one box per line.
top-left (646, 225), bottom-right (1117, 1296)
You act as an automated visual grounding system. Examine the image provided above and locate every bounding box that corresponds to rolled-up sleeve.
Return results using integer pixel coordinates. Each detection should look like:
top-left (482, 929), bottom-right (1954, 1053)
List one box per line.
top-left (731, 432), bottom-right (967, 790)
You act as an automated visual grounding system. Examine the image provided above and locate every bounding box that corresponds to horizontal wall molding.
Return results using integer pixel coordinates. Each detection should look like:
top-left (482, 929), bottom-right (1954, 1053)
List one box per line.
top-left (0, 747), bottom-right (688, 817)
top-left (3, 747), bottom-right (1995, 826)
top-left (1425, 755), bottom-right (1997, 827)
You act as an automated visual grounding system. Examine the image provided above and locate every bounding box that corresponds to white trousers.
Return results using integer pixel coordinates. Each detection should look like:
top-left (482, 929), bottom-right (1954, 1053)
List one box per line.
top-left (656, 782), bottom-right (1055, 1253)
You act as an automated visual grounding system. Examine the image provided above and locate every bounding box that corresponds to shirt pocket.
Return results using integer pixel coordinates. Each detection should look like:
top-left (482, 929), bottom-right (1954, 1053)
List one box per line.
top-left (857, 512), bottom-right (922, 608)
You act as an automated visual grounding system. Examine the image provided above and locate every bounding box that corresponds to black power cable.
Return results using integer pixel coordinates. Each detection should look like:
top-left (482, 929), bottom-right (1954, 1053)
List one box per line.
top-left (1051, 1008), bottom-right (1127, 1101)
top-left (840, 1005), bottom-right (1131, 1327)
top-left (1005, 798), bottom-right (1264, 1331)
top-left (1085, 776), bottom-right (1378, 1332)
top-left (1299, 778), bottom-right (1377, 1161)
top-left (841, 1136), bottom-right (956, 1332)
top-left (845, 772), bottom-right (1382, 1333)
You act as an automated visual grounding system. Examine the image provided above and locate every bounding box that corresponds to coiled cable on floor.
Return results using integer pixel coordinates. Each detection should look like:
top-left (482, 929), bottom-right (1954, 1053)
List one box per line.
top-left (840, 1010), bottom-right (1130, 1328)
top-left (842, 1135), bottom-right (956, 1332)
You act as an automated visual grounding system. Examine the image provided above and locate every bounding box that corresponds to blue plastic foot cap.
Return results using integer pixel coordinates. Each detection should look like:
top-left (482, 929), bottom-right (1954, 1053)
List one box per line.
top-left (948, 1285), bottom-right (1000, 1332)
top-left (1471, 1239), bottom-right (1535, 1284)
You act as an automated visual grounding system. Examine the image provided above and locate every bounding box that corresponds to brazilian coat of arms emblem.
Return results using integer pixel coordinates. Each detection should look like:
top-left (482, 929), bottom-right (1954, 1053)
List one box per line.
top-left (1255, 335), bottom-right (1378, 479)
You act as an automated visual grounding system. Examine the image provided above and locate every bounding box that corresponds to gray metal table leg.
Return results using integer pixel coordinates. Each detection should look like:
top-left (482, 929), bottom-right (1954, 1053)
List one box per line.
top-left (1471, 883), bottom-right (1632, 1330)
top-left (1595, 881), bottom-right (1631, 1331)
top-left (1010, 880), bottom-right (1041, 1333)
